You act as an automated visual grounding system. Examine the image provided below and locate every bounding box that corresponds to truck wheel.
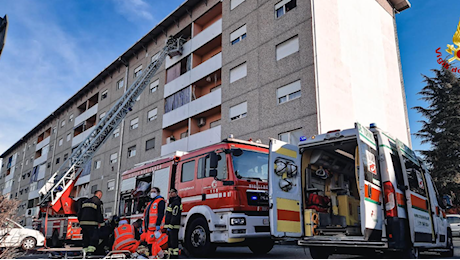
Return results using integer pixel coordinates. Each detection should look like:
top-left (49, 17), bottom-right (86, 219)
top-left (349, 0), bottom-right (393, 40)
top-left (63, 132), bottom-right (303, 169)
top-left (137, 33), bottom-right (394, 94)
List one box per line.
top-left (51, 230), bottom-right (61, 248)
top-left (402, 247), bottom-right (420, 259)
top-left (441, 229), bottom-right (454, 257)
top-left (21, 237), bottom-right (36, 251)
top-left (248, 238), bottom-right (274, 255)
top-left (309, 247), bottom-right (331, 259)
top-left (185, 217), bottom-right (216, 258)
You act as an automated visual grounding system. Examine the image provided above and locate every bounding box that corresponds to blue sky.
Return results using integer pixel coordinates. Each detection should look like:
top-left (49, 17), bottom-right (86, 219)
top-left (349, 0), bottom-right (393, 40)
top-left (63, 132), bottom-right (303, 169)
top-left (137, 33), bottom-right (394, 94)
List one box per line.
top-left (0, 0), bottom-right (458, 155)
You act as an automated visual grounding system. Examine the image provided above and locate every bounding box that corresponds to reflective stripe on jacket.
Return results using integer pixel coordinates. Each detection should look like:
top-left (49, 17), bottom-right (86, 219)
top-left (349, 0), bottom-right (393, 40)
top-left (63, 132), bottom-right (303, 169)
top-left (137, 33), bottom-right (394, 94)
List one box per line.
top-left (113, 224), bottom-right (139, 252)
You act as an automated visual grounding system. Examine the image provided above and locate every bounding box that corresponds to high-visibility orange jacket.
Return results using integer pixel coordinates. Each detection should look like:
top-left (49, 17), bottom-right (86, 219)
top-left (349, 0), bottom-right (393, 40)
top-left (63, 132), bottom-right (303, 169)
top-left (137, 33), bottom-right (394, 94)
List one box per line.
top-left (112, 224), bottom-right (140, 253)
top-left (143, 197), bottom-right (165, 231)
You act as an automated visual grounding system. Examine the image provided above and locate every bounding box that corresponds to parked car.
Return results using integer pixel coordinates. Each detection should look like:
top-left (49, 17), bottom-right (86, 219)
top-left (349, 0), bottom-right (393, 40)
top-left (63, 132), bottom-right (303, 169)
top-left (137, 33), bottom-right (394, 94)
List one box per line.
top-left (447, 214), bottom-right (460, 237)
top-left (0, 219), bottom-right (45, 250)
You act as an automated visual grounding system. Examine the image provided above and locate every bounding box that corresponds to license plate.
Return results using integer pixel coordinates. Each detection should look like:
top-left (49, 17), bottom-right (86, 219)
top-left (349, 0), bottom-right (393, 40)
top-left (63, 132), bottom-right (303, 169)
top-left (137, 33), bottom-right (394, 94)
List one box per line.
top-left (263, 219), bottom-right (269, 225)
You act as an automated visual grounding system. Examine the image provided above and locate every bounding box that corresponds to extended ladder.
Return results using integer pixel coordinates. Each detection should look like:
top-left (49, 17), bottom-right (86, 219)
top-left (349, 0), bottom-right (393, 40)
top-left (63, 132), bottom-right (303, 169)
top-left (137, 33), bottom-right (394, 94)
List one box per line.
top-left (39, 37), bottom-right (184, 210)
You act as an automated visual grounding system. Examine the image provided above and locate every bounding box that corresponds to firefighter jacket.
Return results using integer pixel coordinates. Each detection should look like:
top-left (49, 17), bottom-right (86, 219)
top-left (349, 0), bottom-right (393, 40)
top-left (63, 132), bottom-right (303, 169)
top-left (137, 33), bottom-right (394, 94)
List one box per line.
top-left (77, 196), bottom-right (104, 226)
top-left (113, 224), bottom-right (140, 253)
top-left (165, 196), bottom-right (182, 229)
top-left (143, 196), bottom-right (165, 231)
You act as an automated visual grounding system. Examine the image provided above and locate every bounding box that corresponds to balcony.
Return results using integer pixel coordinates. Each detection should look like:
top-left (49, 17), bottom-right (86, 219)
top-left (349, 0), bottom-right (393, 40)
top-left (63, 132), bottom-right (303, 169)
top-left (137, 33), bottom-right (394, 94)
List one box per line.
top-left (75, 174), bottom-right (90, 186)
top-left (72, 126), bottom-right (95, 147)
top-left (33, 153), bottom-right (47, 167)
top-left (163, 88), bottom-right (221, 128)
top-left (164, 53), bottom-right (222, 98)
top-left (28, 189), bottom-right (39, 200)
top-left (75, 103), bottom-right (98, 126)
top-left (36, 136), bottom-right (50, 151)
top-left (2, 186), bottom-right (11, 196)
top-left (165, 18), bottom-right (222, 69)
top-left (161, 125), bottom-right (221, 156)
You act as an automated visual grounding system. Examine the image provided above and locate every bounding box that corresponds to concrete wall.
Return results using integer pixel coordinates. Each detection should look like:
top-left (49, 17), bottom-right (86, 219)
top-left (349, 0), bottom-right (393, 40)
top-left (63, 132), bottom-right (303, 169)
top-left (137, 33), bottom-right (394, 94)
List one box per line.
top-left (312, 0), bottom-right (410, 144)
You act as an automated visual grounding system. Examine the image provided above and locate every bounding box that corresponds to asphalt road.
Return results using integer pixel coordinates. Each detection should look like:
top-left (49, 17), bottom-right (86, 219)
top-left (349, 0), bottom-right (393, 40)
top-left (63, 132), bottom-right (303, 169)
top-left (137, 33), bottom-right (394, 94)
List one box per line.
top-left (204, 238), bottom-right (460, 259)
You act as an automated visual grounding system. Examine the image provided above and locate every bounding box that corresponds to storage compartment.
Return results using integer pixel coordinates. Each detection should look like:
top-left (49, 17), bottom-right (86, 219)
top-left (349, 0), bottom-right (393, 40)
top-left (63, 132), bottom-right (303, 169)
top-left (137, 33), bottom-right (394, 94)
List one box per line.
top-left (119, 175), bottom-right (152, 217)
top-left (302, 138), bottom-right (362, 237)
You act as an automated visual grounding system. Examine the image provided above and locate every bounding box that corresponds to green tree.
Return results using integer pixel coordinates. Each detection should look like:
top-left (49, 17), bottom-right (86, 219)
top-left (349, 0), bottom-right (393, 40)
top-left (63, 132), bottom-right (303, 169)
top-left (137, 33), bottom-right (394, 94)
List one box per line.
top-left (414, 67), bottom-right (460, 202)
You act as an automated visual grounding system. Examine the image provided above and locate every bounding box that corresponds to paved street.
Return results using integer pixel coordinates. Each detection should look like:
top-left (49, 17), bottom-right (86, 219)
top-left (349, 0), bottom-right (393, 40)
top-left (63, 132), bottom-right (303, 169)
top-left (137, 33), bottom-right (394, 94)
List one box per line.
top-left (17, 238), bottom-right (460, 259)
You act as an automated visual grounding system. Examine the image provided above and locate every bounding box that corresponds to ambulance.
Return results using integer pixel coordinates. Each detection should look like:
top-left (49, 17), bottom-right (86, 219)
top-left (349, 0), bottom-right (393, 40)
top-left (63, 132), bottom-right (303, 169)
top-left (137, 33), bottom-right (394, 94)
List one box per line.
top-left (268, 123), bottom-right (453, 258)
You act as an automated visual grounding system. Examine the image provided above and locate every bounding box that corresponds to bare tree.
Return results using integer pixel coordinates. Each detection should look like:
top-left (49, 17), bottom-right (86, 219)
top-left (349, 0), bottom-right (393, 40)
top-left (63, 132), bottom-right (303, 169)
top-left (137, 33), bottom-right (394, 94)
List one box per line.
top-left (0, 196), bottom-right (21, 259)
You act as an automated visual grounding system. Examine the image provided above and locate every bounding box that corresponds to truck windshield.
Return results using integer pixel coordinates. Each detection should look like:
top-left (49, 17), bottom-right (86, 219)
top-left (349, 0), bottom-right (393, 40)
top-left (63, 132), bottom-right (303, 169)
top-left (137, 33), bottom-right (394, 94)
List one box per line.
top-left (231, 150), bottom-right (268, 181)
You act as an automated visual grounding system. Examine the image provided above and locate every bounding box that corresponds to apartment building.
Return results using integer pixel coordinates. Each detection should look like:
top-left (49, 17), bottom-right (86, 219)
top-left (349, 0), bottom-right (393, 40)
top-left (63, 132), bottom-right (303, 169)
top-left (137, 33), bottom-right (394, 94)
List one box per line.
top-left (0, 0), bottom-right (410, 225)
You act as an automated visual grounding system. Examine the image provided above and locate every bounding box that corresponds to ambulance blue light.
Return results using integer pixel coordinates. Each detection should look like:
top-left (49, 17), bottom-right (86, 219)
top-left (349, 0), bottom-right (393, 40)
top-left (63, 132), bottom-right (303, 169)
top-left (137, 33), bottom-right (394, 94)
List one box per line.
top-left (300, 136), bottom-right (307, 141)
top-left (251, 196), bottom-right (257, 200)
top-left (370, 123), bottom-right (377, 128)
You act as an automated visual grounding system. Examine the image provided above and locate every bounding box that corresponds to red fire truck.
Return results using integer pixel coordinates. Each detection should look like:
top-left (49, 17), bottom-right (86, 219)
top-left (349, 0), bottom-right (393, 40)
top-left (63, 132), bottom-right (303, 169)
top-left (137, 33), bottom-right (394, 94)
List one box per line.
top-left (119, 138), bottom-right (273, 257)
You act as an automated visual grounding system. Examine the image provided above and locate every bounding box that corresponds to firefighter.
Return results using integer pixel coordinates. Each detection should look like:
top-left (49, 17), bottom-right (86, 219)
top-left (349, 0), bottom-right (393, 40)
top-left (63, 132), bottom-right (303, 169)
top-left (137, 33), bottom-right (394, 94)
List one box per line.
top-left (143, 187), bottom-right (168, 256)
top-left (77, 190), bottom-right (104, 254)
top-left (165, 188), bottom-right (182, 258)
top-left (112, 220), bottom-right (140, 253)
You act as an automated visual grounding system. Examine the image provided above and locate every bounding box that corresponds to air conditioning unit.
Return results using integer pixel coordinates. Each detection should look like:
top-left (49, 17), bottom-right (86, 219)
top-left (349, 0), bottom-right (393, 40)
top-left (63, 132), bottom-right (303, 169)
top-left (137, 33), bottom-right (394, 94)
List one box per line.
top-left (198, 118), bottom-right (206, 127)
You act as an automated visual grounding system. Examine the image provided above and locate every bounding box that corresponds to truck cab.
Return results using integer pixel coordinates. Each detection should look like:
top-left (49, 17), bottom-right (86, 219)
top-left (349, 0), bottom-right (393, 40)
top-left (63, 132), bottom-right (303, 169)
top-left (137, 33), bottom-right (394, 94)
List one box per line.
top-left (268, 123), bottom-right (452, 258)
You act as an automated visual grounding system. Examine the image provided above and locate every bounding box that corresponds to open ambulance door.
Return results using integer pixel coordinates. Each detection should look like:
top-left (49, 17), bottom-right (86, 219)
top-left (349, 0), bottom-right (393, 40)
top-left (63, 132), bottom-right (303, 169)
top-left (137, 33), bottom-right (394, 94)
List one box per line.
top-left (355, 123), bottom-right (383, 240)
top-left (268, 138), bottom-right (303, 238)
top-left (396, 140), bottom-right (435, 245)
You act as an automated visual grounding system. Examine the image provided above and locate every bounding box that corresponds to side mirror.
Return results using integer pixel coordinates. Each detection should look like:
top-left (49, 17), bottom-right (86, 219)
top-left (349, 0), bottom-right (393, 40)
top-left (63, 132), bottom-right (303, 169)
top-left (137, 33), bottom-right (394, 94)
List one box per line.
top-left (209, 169), bottom-right (218, 178)
top-left (232, 149), bottom-right (243, 157)
top-left (210, 152), bottom-right (219, 169)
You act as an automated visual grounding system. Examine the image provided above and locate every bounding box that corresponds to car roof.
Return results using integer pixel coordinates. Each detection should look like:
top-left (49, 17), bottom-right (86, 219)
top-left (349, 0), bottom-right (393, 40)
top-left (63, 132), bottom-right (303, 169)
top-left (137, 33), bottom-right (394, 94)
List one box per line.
top-left (446, 214), bottom-right (460, 217)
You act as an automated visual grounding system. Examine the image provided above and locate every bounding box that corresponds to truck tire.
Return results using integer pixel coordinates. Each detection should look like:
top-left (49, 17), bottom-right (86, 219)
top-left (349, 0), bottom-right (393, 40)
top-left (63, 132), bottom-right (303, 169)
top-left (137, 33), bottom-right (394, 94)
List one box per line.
top-left (309, 247), bottom-right (331, 259)
top-left (402, 246), bottom-right (420, 259)
top-left (248, 238), bottom-right (274, 255)
top-left (185, 217), bottom-right (216, 258)
top-left (51, 230), bottom-right (61, 248)
top-left (441, 229), bottom-right (454, 257)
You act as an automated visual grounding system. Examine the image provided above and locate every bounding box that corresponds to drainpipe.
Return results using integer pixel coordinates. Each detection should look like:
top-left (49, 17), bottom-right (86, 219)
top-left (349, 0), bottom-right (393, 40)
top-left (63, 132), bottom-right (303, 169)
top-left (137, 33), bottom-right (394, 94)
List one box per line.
top-left (18, 142), bottom-right (27, 223)
top-left (114, 65), bottom-right (129, 215)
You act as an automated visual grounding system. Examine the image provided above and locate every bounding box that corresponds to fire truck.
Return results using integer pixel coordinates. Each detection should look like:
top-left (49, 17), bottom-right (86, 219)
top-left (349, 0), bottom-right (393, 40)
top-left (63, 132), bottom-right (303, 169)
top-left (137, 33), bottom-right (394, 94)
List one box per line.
top-left (119, 138), bottom-right (273, 257)
top-left (36, 37), bottom-right (185, 246)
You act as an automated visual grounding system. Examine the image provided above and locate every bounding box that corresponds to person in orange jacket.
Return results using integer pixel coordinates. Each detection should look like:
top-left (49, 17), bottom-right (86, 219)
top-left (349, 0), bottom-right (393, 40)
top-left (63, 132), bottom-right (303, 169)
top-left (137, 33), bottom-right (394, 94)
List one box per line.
top-left (143, 187), bottom-right (168, 257)
top-left (112, 220), bottom-right (140, 253)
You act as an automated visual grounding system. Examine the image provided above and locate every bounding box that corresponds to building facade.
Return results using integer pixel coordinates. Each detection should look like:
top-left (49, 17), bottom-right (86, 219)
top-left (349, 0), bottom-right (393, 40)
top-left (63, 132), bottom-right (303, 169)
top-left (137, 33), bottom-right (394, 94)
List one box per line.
top-left (0, 0), bottom-right (410, 225)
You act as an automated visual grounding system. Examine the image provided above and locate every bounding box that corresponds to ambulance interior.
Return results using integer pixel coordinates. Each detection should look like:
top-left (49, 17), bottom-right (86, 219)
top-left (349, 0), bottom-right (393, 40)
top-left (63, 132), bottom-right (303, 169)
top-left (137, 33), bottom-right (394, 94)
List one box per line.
top-left (301, 138), bottom-right (362, 237)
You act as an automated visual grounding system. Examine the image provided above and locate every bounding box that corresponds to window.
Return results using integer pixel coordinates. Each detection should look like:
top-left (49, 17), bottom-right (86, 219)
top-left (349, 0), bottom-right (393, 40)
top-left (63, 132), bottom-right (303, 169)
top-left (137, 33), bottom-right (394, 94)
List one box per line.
top-left (94, 160), bottom-right (101, 169)
top-left (210, 119), bottom-right (221, 128)
top-left (447, 216), bottom-right (460, 224)
top-left (279, 128), bottom-right (303, 145)
top-left (117, 78), bottom-right (124, 90)
top-left (128, 146), bottom-right (136, 158)
top-left (150, 79), bottom-right (159, 93)
top-left (113, 127), bottom-right (120, 138)
top-left (56, 157), bottom-right (60, 164)
top-left (146, 138), bottom-right (155, 151)
top-left (230, 62), bottom-right (247, 83)
top-left (180, 132), bottom-right (188, 139)
top-left (99, 112), bottom-right (106, 121)
top-left (61, 120), bottom-right (65, 128)
top-left (164, 87), bottom-right (191, 113)
top-left (276, 35), bottom-right (299, 60)
top-left (66, 133), bottom-right (71, 142)
top-left (64, 153), bottom-right (68, 161)
top-left (231, 0), bottom-right (245, 10)
top-left (275, 0), bottom-right (297, 18)
top-left (198, 153), bottom-right (228, 179)
top-left (277, 80), bottom-right (301, 104)
top-left (58, 138), bottom-right (63, 146)
top-left (107, 180), bottom-right (115, 191)
top-left (229, 102), bottom-right (247, 121)
top-left (91, 185), bottom-right (98, 194)
top-left (230, 25), bottom-right (247, 45)
top-left (151, 52), bottom-right (160, 63)
top-left (130, 118), bottom-right (139, 130)
top-left (404, 158), bottom-right (426, 196)
top-left (134, 65), bottom-right (143, 78)
top-left (110, 153), bottom-right (118, 164)
top-left (69, 114), bottom-right (74, 122)
top-left (181, 160), bottom-right (195, 182)
top-left (101, 89), bottom-right (108, 100)
top-left (148, 108), bottom-right (158, 121)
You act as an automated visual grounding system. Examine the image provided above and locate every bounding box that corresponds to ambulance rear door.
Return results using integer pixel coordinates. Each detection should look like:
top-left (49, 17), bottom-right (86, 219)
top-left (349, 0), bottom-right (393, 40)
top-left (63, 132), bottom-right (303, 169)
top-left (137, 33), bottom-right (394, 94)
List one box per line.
top-left (355, 123), bottom-right (384, 240)
top-left (396, 140), bottom-right (435, 245)
top-left (268, 138), bottom-right (303, 238)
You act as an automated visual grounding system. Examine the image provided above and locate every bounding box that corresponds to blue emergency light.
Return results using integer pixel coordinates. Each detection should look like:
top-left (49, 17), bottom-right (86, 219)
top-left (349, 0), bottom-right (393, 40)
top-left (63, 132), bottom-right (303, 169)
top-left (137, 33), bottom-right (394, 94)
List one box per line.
top-left (300, 136), bottom-right (307, 141)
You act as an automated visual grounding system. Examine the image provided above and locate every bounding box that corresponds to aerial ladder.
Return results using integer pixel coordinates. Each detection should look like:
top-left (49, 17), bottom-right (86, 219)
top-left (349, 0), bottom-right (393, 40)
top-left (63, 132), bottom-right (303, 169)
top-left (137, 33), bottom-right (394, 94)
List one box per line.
top-left (39, 37), bottom-right (184, 214)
